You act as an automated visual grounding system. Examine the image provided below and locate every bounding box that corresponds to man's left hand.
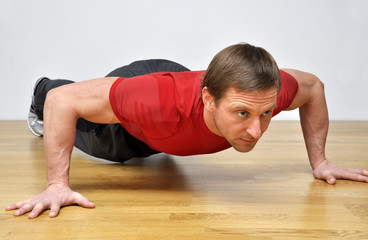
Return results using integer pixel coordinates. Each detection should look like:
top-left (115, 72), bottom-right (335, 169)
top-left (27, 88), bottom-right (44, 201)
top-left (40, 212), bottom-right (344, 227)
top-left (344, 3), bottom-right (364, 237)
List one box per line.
top-left (313, 159), bottom-right (368, 184)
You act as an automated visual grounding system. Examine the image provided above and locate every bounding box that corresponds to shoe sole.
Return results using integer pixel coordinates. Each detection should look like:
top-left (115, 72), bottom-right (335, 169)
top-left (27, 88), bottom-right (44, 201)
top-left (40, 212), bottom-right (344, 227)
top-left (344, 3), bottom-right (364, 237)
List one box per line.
top-left (28, 77), bottom-right (47, 137)
top-left (27, 118), bottom-right (42, 137)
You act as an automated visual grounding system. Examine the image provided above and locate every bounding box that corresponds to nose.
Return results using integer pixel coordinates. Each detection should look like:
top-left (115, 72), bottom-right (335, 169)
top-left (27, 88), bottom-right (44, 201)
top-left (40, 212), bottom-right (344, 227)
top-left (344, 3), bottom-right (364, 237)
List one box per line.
top-left (245, 118), bottom-right (262, 140)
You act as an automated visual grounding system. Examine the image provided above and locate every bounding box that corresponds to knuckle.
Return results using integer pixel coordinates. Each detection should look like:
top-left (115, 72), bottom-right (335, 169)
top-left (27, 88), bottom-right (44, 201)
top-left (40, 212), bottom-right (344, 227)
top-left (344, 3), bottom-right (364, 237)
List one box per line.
top-left (22, 203), bottom-right (33, 210)
top-left (358, 175), bottom-right (367, 181)
top-left (34, 202), bottom-right (45, 210)
top-left (16, 201), bottom-right (26, 208)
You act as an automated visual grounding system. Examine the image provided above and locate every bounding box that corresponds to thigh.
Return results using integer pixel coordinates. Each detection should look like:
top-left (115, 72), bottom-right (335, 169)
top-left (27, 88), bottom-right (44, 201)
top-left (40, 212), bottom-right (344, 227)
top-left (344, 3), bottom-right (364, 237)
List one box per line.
top-left (75, 123), bottom-right (158, 163)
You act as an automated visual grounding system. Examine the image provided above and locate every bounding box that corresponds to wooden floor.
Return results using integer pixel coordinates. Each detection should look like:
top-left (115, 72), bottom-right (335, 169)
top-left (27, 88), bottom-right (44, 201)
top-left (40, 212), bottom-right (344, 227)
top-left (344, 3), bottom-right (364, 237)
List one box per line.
top-left (0, 121), bottom-right (367, 240)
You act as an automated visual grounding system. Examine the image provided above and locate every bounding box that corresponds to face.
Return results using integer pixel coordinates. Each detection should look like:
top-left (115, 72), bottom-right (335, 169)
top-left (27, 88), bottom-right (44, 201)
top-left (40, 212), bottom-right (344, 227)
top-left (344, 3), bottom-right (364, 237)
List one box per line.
top-left (203, 87), bottom-right (278, 152)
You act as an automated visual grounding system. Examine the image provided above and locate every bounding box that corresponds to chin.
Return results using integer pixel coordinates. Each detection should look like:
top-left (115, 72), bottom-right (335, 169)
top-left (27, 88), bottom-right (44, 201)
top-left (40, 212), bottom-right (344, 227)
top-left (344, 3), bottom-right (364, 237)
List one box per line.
top-left (232, 144), bottom-right (256, 153)
top-left (234, 148), bottom-right (253, 153)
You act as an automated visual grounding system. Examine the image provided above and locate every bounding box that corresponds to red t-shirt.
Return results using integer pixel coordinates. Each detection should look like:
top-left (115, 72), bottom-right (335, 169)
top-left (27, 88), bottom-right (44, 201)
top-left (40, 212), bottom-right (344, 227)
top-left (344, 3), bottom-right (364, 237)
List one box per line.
top-left (109, 70), bottom-right (298, 156)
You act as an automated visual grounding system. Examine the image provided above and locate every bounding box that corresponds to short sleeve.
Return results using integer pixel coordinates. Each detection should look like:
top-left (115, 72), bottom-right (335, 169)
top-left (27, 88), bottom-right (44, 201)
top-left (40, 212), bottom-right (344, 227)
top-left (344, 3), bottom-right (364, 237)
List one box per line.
top-left (272, 70), bottom-right (299, 116)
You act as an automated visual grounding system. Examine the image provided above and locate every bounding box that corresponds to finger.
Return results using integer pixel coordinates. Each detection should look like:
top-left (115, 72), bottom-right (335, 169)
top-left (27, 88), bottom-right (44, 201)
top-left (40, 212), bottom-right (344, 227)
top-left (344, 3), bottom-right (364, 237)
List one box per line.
top-left (326, 175), bottom-right (336, 185)
top-left (49, 204), bottom-right (60, 218)
top-left (348, 168), bottom-right (368, 177)
top-left (336, 170), bottom-right (368, 182)
top-left (6, 199), bottom-right (31, 211)
top-left (6, 203), bottom-right (19, 211)
top-left (350, 173), bottom-right (368, 182)
top-left (72, 192), bottom-right (95, 209)
top-left (28, 203), bottom-right (47, 219)
top-left (14, 203), bottom-right (35, 216)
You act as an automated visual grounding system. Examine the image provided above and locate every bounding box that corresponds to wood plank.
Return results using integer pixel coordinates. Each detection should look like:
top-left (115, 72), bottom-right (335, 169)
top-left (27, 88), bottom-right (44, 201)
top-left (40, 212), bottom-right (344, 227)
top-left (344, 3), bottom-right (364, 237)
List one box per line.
top-left (0, 121), bottom-right (367, 239)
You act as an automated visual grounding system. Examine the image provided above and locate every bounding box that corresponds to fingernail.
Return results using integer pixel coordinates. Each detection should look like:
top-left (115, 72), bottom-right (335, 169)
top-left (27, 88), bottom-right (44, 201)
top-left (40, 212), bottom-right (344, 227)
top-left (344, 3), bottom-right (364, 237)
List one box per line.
top-left (14, 211), bottom-right (20, 216)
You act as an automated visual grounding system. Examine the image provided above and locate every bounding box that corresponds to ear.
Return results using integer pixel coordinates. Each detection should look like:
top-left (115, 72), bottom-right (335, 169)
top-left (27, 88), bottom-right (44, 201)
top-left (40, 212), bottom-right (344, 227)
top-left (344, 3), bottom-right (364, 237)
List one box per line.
top-left (202, 87), bottom-right (215, 112)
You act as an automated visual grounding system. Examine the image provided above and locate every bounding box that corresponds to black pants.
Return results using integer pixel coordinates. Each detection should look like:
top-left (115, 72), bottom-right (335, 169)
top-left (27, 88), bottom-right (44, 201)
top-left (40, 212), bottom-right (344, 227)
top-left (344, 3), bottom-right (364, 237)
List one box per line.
top-left (34, 59), bottom-right (190, 162)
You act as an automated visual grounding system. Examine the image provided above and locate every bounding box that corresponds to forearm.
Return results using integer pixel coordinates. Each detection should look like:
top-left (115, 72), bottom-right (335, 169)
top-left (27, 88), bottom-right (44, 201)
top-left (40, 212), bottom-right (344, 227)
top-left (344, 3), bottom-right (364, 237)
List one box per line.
top-left (281, 69), bottom-right (368, 184)
top-left (43, 88), bottom-right (78, 186)
top-left (299, 80), bottom-right (329, 169)
top-left (42, 77), bottom-right (120, 186)
top-left (5, 78), bottom-right (118, 218)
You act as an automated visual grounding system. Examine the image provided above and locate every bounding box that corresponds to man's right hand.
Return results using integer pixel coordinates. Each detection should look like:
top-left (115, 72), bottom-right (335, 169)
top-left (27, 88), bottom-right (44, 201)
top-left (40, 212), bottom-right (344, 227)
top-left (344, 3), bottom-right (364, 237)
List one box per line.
top-left (5, 183), bottom-right (95, 219)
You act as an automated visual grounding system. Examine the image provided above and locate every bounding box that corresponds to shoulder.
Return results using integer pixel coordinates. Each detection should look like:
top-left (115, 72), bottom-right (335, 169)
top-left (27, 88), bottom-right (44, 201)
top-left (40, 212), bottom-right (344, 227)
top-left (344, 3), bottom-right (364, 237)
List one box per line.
top-left (280, 69), bottom-right (324, 110)
top-left (272, 70), bottom-right (299, 116)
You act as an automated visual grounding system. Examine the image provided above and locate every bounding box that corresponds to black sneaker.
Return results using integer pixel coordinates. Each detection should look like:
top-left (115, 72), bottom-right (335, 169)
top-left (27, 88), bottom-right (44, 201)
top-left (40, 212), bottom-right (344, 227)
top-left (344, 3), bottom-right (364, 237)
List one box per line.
top-left (27, 77), bottom-right (47, 137)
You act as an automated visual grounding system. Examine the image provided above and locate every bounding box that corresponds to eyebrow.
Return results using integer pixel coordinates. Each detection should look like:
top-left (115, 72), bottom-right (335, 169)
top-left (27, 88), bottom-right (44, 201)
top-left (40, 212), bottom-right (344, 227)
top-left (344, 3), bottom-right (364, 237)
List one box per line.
top-left (269, 104), bottom-right (277, 110)
top-left (232, 104), bottom-right (277, 112)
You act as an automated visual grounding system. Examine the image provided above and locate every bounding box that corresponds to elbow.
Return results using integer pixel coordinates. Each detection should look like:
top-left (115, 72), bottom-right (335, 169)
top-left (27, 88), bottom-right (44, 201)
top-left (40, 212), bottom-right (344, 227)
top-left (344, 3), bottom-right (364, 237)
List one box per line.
top-left (309, 73), bottom-right (325, 91)
top-left (44, 87), bottom-right (78, 118)
top-left (301, 72), bottom-right (325, 99)
top-left (45, 88), bottom-right (64, 109)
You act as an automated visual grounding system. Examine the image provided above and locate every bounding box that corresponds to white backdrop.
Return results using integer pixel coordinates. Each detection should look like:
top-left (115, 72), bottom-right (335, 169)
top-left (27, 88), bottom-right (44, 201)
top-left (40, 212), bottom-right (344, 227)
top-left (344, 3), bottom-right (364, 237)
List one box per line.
top-left (1, 0), bottom-right (367, 120)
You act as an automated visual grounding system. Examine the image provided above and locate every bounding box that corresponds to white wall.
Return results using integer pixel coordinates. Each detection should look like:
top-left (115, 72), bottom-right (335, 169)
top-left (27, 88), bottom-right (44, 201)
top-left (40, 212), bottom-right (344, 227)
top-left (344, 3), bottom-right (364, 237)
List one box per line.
top-left (1, 0), bottom-right (367, 120)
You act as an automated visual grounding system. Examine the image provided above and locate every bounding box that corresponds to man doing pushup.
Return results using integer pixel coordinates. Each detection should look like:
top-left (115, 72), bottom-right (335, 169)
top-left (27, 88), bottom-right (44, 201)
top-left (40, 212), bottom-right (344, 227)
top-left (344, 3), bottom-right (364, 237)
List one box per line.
top-left (6, 43), bottom-right (368, 219)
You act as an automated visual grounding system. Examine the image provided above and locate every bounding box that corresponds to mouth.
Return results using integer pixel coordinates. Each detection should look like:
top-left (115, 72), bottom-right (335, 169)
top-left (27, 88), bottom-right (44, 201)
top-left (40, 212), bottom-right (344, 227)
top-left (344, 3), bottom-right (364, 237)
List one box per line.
top-left (239, 138), bottom-right (257, 144)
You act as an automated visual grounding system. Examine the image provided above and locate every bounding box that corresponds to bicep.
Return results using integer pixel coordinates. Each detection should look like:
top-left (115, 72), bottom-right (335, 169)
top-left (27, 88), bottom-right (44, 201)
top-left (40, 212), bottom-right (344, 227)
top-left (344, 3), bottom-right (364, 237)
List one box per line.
top-left (281, 69), bottom-right (323, 110)
top-left (51, 77), bottom-right (121, 124)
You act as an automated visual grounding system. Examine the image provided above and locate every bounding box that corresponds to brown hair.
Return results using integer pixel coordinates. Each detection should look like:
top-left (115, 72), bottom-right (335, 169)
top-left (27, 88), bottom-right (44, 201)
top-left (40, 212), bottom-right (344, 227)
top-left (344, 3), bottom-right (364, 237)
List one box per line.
top-left (202, 43), bottom-right (280, 103)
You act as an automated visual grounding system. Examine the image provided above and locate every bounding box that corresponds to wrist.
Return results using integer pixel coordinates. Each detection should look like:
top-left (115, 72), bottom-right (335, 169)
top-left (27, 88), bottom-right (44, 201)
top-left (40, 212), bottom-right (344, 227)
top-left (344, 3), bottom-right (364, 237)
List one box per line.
top-left (47, 172), bottom-right (69, 187)
top-left (311, 158), bottom-right (328, 170)
top-left (308, 151), bottom-right (327, 170)
top-left (47, 181), bottom-right (69, 188)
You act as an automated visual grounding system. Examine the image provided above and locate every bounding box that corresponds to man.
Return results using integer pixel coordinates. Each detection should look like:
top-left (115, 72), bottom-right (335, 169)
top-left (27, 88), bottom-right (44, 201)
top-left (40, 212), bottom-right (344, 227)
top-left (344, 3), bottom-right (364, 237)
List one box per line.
top-left (6, 43), bottom-right (368, 219)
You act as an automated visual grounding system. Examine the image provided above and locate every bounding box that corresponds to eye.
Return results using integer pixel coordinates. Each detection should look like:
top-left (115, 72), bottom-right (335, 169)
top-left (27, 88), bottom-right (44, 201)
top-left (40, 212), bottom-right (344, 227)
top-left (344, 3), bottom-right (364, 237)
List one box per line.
top-left (238, 111), bottom-right (248, 117)
top-left (262, 110), bottom-right (272, 116)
